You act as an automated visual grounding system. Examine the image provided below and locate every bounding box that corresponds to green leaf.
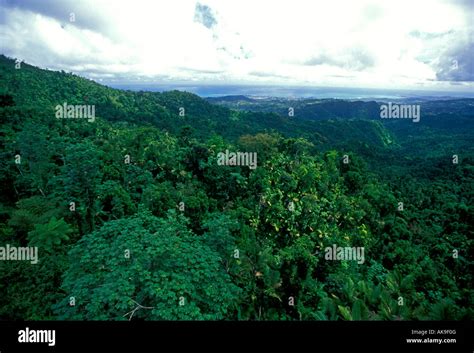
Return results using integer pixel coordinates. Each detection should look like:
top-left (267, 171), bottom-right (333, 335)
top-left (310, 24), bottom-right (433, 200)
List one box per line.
top-left (338, 305), bottom-right (352, 321)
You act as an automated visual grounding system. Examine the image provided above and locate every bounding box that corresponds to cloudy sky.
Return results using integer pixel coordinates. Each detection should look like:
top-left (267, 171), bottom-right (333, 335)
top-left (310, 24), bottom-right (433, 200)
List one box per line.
top-left (1, 0), bottom-right (473, 91)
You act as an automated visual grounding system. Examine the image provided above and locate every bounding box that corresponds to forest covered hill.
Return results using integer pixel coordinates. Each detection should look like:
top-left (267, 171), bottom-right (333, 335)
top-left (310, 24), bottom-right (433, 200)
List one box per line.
top-left (0, 55), bottom-right (472, 320)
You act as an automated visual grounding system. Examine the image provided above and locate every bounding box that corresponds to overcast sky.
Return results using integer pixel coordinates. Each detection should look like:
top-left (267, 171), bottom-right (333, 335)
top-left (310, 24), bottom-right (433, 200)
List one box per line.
top-left (1, 0), bottom-right (473, 91)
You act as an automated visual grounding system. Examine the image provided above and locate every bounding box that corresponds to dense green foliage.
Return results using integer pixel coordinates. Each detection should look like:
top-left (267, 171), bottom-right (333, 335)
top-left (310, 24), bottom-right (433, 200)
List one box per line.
top-left (0, 55), bottom-right (472, 320)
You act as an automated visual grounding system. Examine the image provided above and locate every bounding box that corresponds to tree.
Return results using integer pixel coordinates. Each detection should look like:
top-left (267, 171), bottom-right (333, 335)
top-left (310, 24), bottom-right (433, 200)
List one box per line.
top-left (27, 217), bottom-right (72, 252)
top-left (54, 209), bottom-right (241, 320)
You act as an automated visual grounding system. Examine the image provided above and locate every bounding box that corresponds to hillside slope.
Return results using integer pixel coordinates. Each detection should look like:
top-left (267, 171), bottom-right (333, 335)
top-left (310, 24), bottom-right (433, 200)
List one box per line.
top-left (0, 55), bottom-right (472, 321)
top-left (0, 55), bottom-right (396, 150)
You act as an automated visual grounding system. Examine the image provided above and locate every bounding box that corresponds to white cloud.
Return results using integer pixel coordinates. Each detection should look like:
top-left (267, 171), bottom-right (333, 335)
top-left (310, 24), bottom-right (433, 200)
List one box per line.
top-left (1, 0), bottom-right (472, 90)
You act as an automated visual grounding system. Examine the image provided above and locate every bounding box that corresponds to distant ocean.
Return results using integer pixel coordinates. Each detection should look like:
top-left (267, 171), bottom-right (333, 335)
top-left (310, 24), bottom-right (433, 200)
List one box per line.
top-left (106, 83), bottom-right (474, 100)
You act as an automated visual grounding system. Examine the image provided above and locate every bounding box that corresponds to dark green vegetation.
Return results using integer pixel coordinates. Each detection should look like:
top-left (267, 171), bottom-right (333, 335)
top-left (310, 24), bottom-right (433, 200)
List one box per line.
top-left (0, 55), bottom-right (472, 320)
